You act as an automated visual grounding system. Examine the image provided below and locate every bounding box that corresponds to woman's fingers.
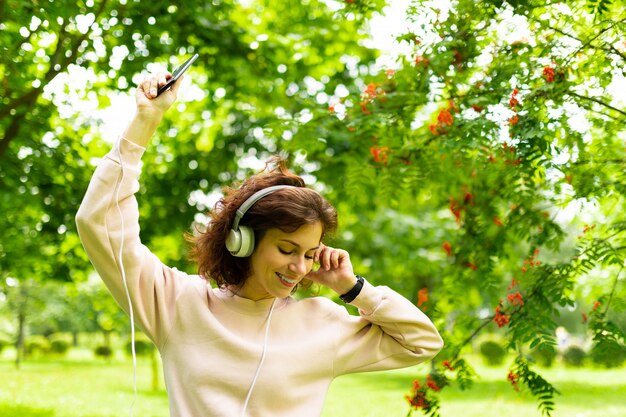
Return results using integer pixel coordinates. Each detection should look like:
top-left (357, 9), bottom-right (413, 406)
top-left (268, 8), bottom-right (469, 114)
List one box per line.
top-left (159, 73), bottom-right (168, 88)
top-left (139, 76), bottom-right (156, 99)
top-left (330, 250), bottom-right (340, 269)
top-left (307, 245), bottom-right (355, 293)
top-left (134, 70), bottom-right (182, 118)
top-left (139, 72), bottom-right (172, 99)
top-left (321, 246), bottom-right (332, 270)
top-left (316, 244), bottom-right (345, 271)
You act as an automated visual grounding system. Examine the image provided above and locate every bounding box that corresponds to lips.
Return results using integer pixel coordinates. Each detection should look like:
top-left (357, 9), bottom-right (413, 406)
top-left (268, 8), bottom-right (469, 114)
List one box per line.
top-left (276, 272), bottom-right (298, 287)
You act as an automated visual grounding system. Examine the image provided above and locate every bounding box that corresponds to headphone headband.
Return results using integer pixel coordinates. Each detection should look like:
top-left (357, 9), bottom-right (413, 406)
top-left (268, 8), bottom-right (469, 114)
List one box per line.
top-left (231, 185), bottom-right (295, 231)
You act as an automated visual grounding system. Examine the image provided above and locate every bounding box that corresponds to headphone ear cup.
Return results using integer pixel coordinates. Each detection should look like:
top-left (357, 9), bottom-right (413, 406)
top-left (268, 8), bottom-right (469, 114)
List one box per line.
top-left (236, 225), bottom-right (255, 257)
top-left (226, 226), bottom-right (255, 257)
top-left (226, 228), bottom-right (242, 255)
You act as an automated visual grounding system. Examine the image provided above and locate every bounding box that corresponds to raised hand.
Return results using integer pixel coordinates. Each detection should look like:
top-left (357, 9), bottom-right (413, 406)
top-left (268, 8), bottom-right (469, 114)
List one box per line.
top-left (122, 72), bottom-right (186, 148)
top-left (306, 243), bottom-right (358, 296)
top-left (136, 72), bottom-right (184, 117)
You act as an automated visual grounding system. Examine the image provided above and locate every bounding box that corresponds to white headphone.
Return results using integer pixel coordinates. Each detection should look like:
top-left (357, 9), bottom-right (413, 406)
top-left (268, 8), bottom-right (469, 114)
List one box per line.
top-left (225, 185), bottom-right (295, 257)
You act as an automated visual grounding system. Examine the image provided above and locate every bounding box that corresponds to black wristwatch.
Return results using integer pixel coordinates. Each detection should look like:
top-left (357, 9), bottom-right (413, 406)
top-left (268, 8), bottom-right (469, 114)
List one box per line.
top-left (339, 275), bottom-right (365, 303)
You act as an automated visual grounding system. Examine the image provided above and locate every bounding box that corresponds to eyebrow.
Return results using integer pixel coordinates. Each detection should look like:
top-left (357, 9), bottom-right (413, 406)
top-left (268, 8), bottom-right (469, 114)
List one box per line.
top-left (279, 239), bottom-right (320, 251)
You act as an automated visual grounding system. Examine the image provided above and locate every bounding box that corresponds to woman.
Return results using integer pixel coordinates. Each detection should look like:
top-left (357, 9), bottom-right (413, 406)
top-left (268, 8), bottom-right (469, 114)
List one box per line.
top-left (76, 72), bottom-right (443, 417)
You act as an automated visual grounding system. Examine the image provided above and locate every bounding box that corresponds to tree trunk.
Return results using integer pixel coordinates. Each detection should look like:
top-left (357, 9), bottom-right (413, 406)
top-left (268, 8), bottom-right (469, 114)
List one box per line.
top-left (103, 330), bottom-right (111, 347)
top-left (15, 309), bottom-right (25, 369)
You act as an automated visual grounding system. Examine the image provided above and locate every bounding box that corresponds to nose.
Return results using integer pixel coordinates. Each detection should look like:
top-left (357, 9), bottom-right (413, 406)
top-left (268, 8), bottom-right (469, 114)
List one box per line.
top-left (289, 256), bottom-right (308, 275)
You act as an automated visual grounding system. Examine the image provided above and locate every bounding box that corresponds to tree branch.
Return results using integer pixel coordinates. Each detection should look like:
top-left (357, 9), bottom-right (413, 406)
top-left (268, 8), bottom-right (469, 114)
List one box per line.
top-left (571, 158), bottom-right (626, 166)
top-left (566, 91), bottom-right (626, 118)
top-left (0, 88), bottom-right (42, 119)
top-left (452, 317), bottom-right (494, 358)
top-left (563, 16), bottom-right (626, 66)
top-left (603, 266), bottom-right (624, 317)
top-left (529, 15), bottom-right (626, 64)
top-left (0, 0), bottom-right (111, 159)
top-left (569, 98), bottom-right (622, 121)
top-left (0, 109), bottom-right (29, 158)
top-left (0, 23), bottom-right (68, 121)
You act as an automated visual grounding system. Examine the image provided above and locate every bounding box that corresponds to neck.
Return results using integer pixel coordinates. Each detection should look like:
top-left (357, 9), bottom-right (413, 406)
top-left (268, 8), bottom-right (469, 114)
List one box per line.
top-left (228, 285), bottom-right (276, 301)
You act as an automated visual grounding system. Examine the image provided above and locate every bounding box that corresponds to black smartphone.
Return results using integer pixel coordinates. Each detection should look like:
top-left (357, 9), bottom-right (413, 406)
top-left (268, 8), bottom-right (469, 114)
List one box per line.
top-left (156, 53), bottom-right (199, 96)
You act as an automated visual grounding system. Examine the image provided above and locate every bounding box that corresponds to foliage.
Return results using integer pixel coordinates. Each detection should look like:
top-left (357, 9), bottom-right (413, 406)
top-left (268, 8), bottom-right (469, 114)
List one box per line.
top-left (531, 344), bottom-right (558, 368)
top-left (587, 291), bottom-right (626, 368)
top-left (0, 0), bottom-right (379, 362)
top-left (93, 345), bottom-right (113, 359)
top-left (448, 358), bottom-right (477, 390)
top-left (589, 343), bottom-right (626, 368)
top-left (405, 371), bottom-right (449, 416)
top-left (479, 340), bottom-right (507, 366)
top-left (0, 0), bottom-right (377, 279)
top-left (510, 356), bottom-right (560, 416)
top-left (1, 0), bottom-right (625, 415)
top-left (562, 346), bottom-right (587, 367)
top-left (124, 333), bottom-right (155, 357)
top-left (281, 0), bottom-right (626, 415)
top-left (48, 333), bottom-right (71, 355)
top-left (24, 335), bottom-right (51, 357)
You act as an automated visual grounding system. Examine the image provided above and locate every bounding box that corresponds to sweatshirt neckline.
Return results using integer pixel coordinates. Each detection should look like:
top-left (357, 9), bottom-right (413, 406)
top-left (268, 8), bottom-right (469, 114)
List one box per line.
top-left (212, 287), bottom-right (289, 316)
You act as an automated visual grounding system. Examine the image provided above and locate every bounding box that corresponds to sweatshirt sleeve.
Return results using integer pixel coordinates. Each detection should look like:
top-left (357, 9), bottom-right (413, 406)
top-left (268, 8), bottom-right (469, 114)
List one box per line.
top-left (75, 138), bottom-right (181, 348)
top-left (332, 279), bottom-right (444, 376)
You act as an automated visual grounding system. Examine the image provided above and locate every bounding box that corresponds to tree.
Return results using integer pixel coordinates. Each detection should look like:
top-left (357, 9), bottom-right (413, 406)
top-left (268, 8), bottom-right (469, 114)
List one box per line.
top-left (0, 0), bottom-right (380, 363)
top-left (279, 0), bottom-right (625, 415)
top-left (2, 0), bottom-right (624, 415)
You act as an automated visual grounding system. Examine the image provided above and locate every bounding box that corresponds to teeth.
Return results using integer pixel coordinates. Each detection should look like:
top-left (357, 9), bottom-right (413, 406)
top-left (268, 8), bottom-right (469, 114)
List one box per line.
top-left (277, 273), bottom-right (297, 284)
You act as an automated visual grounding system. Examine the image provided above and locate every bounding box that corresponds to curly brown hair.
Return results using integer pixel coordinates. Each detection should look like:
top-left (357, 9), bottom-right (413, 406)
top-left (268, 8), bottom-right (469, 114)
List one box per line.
top-left (189, 158), bottom-right (338, 288)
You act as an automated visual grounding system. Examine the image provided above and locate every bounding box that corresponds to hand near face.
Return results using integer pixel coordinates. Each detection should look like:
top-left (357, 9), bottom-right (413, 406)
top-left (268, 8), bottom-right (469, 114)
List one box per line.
top-left (306, 244), bottom-right (358, 296)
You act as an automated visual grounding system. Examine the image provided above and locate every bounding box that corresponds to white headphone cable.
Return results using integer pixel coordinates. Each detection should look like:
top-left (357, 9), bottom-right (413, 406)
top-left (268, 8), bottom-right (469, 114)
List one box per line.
top-left (240, 298), bottom-right (277, 417)
top-left (115, 139), bottom-right (138, 417)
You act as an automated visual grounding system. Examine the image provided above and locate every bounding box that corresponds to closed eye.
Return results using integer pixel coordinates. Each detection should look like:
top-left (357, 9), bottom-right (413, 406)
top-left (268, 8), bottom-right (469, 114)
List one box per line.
top-left (279, 247), bottom-right (314, 260)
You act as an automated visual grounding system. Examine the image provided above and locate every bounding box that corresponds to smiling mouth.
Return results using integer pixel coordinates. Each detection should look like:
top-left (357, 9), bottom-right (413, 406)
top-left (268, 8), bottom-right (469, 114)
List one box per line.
top-left (276, 272), bottom-right (298, 287)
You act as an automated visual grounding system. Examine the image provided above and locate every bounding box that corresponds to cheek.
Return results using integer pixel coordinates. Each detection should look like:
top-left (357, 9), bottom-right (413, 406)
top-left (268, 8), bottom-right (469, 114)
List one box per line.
top-left (268, 251), bottom-right (289, 269)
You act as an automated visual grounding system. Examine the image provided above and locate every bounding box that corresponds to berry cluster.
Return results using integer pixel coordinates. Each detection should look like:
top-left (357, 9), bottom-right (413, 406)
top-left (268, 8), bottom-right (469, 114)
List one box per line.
top-left (494, 305), bottom-right (511, 327)
top-left (369, 146), bottom-right (390, 165)
top-left (508, 88), bottom-right (521, 125)
top-left (429, 101), bottom-right (457, 135)
top-left (359, 82), bottom-right (385, 114)
top-left (494, 278), bottom-right (526, 327)
top-left (521, 248), bottom-right (541, 273)
top-left (507, 370), bottom-right (521, 391)
top-left (543, 66), bottom-right (555, 82)
top-left (405, 374), bottom-right (447, 412)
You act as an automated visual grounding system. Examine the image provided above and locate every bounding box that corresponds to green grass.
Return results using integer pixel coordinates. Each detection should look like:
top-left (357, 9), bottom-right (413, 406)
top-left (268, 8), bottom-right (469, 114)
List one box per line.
top-left (324, 364), bottom-right (626, 417)
top-left (0, 349), bottom-right (169, 417)
top-left (1, 348), bottom-right (625, 417)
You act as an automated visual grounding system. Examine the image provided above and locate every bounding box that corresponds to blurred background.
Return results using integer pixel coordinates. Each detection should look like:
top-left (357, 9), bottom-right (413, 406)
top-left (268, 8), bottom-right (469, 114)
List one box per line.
top-left (1, 0), bottom-right (624, 416)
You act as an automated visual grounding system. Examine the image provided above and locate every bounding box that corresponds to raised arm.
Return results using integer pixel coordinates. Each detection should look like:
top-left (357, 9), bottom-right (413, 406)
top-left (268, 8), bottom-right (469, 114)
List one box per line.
top-left (75, 73), bottom-right (186, 346)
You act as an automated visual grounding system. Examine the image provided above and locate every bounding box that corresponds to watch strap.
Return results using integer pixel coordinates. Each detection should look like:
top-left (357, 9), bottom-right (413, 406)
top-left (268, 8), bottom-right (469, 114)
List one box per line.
top-left (339, 275), bottom-right (365, 303)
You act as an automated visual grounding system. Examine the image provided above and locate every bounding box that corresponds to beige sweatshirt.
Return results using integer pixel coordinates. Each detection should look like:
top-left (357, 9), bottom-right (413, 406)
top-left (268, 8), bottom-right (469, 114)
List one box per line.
top-left (75, 138), bottom-right (444, 417)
